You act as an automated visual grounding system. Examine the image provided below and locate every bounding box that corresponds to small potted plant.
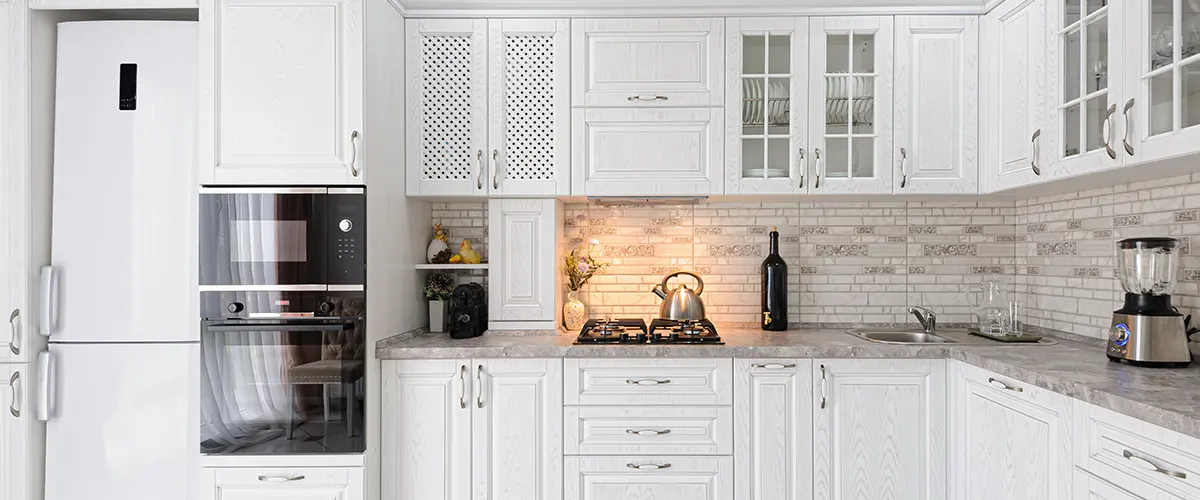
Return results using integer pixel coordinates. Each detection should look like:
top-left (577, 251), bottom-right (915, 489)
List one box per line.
top-left (424, 273), bottom-right (455, 333)
top-left (562, 243), bottom-right (607, 330)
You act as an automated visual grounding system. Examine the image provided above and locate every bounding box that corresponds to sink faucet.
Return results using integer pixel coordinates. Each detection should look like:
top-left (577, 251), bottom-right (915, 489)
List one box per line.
top-left (909, 306), bottom-right (937, 334)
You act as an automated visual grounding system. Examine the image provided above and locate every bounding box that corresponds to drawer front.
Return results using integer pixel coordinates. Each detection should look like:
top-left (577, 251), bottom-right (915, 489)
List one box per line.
top-left (1081, 404), bottom-right (1200, 499)
top-left (565, 406), bottom-right (733, 455)
top-left (564, 358), bottom-right (733, 405)
top-left (564, 456), bottom-right (732, 500)
top-left (572, 18), bottom-right (723, 107)
top-left (211, 467), bottom-right (351, 487)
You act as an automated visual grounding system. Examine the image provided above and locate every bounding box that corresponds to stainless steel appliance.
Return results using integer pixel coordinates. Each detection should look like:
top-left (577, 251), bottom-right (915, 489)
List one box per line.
top-left (199, 187), bottom-right (365, 290)
top-left (651, 271), bottom-right (707, 321)
top-left (573, 318), bottom-right (723, 344)
top-left (1107, 237), bottom-right (1192, 367)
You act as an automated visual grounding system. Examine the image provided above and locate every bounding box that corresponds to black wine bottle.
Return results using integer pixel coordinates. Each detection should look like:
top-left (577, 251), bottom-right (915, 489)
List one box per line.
top-left (761, 226), bottom-right (788, 331)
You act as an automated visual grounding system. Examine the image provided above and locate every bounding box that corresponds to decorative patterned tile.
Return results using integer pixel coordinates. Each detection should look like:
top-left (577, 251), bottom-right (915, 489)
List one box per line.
top-left (995, 235), bottom-right (1028, 242)
top-left (863, 266), bottom-right (896, 274)
top-left (908, 226), bottom-right (937, 234)
top-left (1184, 269), bottom-right (1200, 281)
top-left (642, 227), bottom-right (663, 235)
top-left (1175, 210), bottom-right (1198, 222)
top-left (972, 266), bottom-right (1005, 274)
top-left (797, 266), bottom-right (819, 274)
top-left (708, 244), bottom-right (762, 257)
top-left (1073, 267), bottom-right (1101, 277)
top-left (855, 226), bottom-right (875, 235)
top-left (1180, 237), bottom-right (1190, 255)
top-left (1036, 242), bottom-right (1078, 256)
top-left (1093, 229), bottom-right (1113, 238)
top-left (1026, 266), bottom-right (1041, 275)
top-left (748, 226), bottom-right (767, 235)
top-left (694, 227), bottom-right (723, 235)
top-left (583, 227), bottom-right (617, 235)
top-left (815, 244), bottom-right (869, 257)
top-left (887, 236), bottom-right (908, 243)
top-left (603, 245), bottom-right (655, 257)
top-left (589, 218), bottom-right (607, 226)
top-left (964, 225), bottom-right (984, 234)
top-left (800, 226), bottom-right (829, 235)
top-left (1113, 215), bottom-right (1143, 227)
top-left (672, 236), bottom-right (694, 244)
top-left (568, 237), bottom-right (584, 246)
top-left (783, 236), bottom-right (800, 243)
top-left (652, 217), bottom-right (682, 226)
top-left (1027, 223), bottom-right (1047, 232)
top-left (922, 244), bottom-right (978, 256)
top-left (908, 266), bottom-right (927, 274)
top-left (1067, 220), bottom-right (1083, 230)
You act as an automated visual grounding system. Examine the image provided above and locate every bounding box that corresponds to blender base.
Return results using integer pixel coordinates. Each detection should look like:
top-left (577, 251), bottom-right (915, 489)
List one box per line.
top-left (1107, 355), bottom-right (1191, 369)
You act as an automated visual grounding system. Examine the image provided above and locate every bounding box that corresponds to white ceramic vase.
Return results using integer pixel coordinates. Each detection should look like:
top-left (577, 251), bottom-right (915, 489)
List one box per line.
top-left (563, 291), bottom-right (587, 331)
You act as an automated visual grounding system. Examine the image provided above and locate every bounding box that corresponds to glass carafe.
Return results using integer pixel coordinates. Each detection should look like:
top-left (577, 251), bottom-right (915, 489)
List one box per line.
top-left (967, 279), bottom-right (1009, 335)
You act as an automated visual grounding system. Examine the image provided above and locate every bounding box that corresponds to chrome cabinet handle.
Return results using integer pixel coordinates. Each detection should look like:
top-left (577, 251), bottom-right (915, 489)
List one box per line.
top-left (1030, 129), bottom-right (1042, 176)
top-left (1123, 449), bottom-right (1187, 479)
top-left (8, 371), bottom-right (18, 418)
top-left (626, 428), bottom-right (671, 436)
top-left (458, 365), bottom-right (468, 409)
top-left (626, 462), bottom-right (672, 470)
top-left (987, 377), bottom-right (1023, 392)
top-left (814, 148), bottom-right (822, 189)
top-left (627, 95), bottom-right (668, 101)
top-left (475, 364), bottom-right (485, 409)
top-left (348, 130), bottom-right (360, 177)
top-left (797, 148), bottom-right (806, 189)
top-left (1104, 103), bottom-right (1118, 159)
top-left (258, 475), bottom-right (306, 483)
top-left (491, 149), bottom-right (500, 190)
top-left (625, 379), bottom-right (671, 385)
top-left (898, 147), bottom-right (908, 188)
top-left (819, 364), bottom-right (827, 409)
top-left (475, 150), bottom-right (484, 190)
top-left (1123, 98), bottom-right (1135, 156)
top-left (7, 309), bottom-right (18, 355)
top-left (752, 363), bottom-right (796, 369)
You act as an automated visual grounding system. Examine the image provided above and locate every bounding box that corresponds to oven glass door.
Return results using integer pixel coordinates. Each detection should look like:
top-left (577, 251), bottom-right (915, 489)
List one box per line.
top-left (200, 189), bottom-right (328, 287)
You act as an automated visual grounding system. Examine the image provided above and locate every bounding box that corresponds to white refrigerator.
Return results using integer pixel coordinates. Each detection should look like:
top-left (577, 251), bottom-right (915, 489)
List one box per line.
top-left (38, 21), bottom-right (199, 500)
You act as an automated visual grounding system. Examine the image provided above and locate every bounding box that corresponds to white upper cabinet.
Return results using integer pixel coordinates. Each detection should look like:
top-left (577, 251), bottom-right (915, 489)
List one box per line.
top-left (0, 0), bottom-right (28, 364)
top-left (201, 0), bottom-right (364, 185)
top-left (1121, 0), bottom-right (1200, 166)
top-left (813, 359), bottom-right (947, 500)
top-left (406, 19), bottom-right (489, 196)
top-left (1047, 0), bottom-right (1126, 178)
top-left (489, 20), bottom-right (570, 196)
top-left (981, 0), bottom-right (1050, 192)
top-left (894, 16), bottom-right (980, 194)
top-left (725, 18), bottom-right (811, 194)
top-left (488, 199), bottom-right (559, 329)
top-left (571, 18), bottom-right (724, 107)
top-left (808, 16), bottom-right (895, 194)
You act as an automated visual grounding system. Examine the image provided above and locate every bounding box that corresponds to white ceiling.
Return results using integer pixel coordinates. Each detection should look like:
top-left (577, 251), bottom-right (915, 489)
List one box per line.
top-left (394, 0), bottom-right (995, 17)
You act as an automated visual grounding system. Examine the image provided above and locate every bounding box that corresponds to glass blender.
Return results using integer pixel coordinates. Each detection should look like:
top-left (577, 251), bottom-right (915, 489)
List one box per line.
top-left (1108, 238), bottom-right (1192, 367)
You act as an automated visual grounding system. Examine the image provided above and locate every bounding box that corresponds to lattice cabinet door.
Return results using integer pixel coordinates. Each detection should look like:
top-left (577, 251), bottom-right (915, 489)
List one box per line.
top-left (487, 19), bottom-right (570, 197)
top-left (406, 19), bottom-right (489, 196)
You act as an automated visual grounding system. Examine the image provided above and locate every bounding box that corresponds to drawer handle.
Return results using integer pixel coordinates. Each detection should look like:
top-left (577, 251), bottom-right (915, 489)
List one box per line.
top-left (627, 95), bottom-right (668, 101)
top-left (752, 363), bottom-right (796, 369)
top-left (626, 429), bottom-right (671, 436)
top-left (626, 379), bottom-right (671, 385)
top-left (1123, 450), bottom-right (1188, 479)
top-left (626, 462), bottom-right (672, 470)
top-left (257, 475), bottom-right (306, 483)
top-left (987, 377), bottom-right (1023, 392)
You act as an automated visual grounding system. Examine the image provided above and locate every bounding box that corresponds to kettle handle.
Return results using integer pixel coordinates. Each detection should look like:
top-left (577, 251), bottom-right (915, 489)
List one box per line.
top-left (661, 271), bottom-right (704, 296)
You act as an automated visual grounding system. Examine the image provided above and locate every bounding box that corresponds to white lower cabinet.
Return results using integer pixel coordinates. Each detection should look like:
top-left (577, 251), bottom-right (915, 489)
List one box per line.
top-left (1075, 470), bottom-right (1185, 500)
top-left (564, 456), bottom-right (733, 500)
top-left (382, 358), bottom-right (563, 500)
top-left (733, 359), bottom-right (813, 500)
top-left (201, 467), bottom-right (364, 500)
top-left (1074, 400), bottom-right (1200, 500)
top-left (1, 364), bottom-right (39, 500)
top-left (950, 361), bottom-right (1074, 500)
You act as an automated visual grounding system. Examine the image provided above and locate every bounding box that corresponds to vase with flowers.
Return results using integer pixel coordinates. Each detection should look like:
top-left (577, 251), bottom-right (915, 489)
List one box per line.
top-left (562, 243), bottom-right (607, 330)
top-left (424, 273), bottom-right (454, 333)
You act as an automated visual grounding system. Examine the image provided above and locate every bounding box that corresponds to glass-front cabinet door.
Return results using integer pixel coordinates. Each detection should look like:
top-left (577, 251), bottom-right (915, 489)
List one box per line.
top-left (1124, 0), bottom-right (1200, 164)
top-left (808, 17), bottom-right (894, 194)
top-left (1050, 0), bottom-right (1124, 176)
top-left (725, 18), bottom-right (809, 194)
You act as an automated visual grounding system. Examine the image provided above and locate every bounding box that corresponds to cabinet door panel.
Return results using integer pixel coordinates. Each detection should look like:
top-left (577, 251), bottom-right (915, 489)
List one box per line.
top-left (488, 199), bottom-right (557, 325)
top-left (0, 0), bottom-right (27, 363)
top-left (406, 19), bottom-right (488, 196)
top-left (982, 0), bottom-right (1047, 192)
top-left (1123, 0), bottom-right (1200, 166)
top-left (203, 467), bottom-right (363, 500)
top-left (564, 456), bottom-right (732, 500)
top-left (894, 16), bottom-right (979, 194)
top-left (813, 359), bottom-right (946, 500)
top-left (734, 359), bottom-right (813, 500)
top-left (473, 358), bottom-right (562, 500)
top-left (1, 364), bottom-right (37, 500)
top-left (381, 359), bottom-right (471, 500)
top-left (208, 0), bottom-right (362, 185)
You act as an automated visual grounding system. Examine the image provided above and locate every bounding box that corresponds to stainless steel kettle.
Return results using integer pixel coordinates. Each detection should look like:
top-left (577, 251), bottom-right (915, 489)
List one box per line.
top-left (651, 271), bottom-right (706, 321)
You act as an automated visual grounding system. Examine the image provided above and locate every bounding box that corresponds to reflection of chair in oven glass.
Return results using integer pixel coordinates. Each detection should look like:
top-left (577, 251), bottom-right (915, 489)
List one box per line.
top-left (284, 299), bottom-right (364, 440)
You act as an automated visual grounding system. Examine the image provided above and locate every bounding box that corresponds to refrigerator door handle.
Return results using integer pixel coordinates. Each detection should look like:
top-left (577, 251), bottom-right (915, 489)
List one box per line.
top-left (40, 266), bottom-right (58, 337)
top-left (37, 350), bottom-right (55, 422)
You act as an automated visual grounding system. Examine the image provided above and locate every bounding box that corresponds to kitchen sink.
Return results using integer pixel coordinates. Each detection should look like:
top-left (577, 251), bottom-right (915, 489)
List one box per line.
top-left (846, 328), bottom-right (956, 344)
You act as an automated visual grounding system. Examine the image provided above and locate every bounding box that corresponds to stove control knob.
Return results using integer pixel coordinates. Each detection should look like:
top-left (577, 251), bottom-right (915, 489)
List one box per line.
top-left (226, 302), bottom-right (245, 314)
top-left (1110, 323), bottom-right (1132, 347)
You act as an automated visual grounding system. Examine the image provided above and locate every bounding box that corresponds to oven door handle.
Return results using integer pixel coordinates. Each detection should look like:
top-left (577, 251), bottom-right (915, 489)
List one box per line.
top-left (205, 324), bottom-right (353, 333)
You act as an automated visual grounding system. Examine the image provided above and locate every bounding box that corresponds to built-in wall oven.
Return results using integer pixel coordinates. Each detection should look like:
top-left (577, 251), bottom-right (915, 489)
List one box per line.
top-left (199, 187), bottom-right (366, 456)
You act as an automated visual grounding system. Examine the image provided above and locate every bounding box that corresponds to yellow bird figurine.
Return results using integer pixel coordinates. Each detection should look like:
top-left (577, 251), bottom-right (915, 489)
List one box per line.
top-left (459, 240), bottom-right (482, 264)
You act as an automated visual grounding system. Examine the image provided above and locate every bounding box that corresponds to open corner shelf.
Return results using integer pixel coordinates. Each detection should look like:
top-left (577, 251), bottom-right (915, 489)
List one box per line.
top-left (415, 263), bottom-right (491, 270)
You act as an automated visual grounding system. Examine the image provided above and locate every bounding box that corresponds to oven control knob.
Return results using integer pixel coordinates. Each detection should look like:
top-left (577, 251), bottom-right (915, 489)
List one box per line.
top-left (338, 218), bottom-right (353, 233)
top-left (226, 302), bottom-right (245, 314)
top-left (318, 301), bottom-right (336, 315)
top-left (1110, 323), bottom-right (1132, 347)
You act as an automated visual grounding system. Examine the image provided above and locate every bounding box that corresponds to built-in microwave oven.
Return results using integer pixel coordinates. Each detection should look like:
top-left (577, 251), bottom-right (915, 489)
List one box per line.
top-left (199, 187), bottom-right (365, 289)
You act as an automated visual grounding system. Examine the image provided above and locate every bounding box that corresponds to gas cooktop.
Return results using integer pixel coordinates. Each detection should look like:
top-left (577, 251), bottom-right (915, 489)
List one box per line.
top-left (574, 318), bottom-right (723, 344)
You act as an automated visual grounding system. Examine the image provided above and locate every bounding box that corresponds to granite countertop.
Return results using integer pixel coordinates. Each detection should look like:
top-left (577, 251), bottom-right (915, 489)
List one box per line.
top-left (376, 327), bottom-right (1200, 441)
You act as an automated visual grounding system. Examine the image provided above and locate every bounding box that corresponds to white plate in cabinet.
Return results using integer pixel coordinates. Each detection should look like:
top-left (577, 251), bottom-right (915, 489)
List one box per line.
top-left (201, 0), bottom-right (364, 185)
top-left (564, 456), bottom-right (733, 500)
top-left (571, 18), bottom-right (724, 107)
top-left (734, 359), bottom-right (814, 500)
top-left (564, 358), bottom-right (732, 406)
top-left (1076, 402), bottom-right (1200, 500)
top-left (202, 467), bottom-right (364, 500)
top-left (571, 107), bottom-right (724, 196)
top-left (564, 406), bottom-right (732, 456)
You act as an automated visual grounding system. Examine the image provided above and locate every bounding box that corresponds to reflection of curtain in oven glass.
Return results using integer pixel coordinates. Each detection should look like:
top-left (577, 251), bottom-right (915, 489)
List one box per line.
top-left (200, 327), bottom-right (290, 451)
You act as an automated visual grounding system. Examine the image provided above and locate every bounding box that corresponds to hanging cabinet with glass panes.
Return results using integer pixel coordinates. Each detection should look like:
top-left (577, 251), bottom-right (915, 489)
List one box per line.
top-left (1048, 0), bottom-right (1126, 177)
top-left (807, 17), bottom-right (894, 194)
top-left (725, 18), bottom-right (810, 194)
top-left (1123, 0), bottom-right (1200, 164)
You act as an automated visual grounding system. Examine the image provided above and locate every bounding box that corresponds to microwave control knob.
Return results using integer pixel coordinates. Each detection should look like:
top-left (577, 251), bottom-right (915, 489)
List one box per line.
top-left (226, 302), bottom-right (245, 314)
top-left (338, 218), bottom-right (353, 233)
top-left (318, 301), bottom-right (335, 315)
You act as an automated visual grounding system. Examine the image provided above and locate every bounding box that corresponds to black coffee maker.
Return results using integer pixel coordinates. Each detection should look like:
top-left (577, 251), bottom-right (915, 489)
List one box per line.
top-left (448, 282), bottom-right (487, 339)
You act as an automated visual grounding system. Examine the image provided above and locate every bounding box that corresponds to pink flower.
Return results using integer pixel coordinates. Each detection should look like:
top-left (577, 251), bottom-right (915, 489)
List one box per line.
top-left (577, 261), bottom-right (590, 273)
